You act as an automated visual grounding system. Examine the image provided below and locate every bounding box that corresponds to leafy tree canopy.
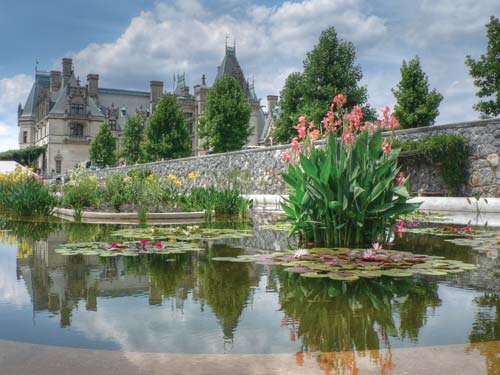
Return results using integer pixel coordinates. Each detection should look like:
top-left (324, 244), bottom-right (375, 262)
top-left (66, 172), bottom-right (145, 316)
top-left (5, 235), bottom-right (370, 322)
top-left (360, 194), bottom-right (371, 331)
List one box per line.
top-left (198, 75), bottom-right (252, 153)
top-left (89, 122), bottom-right (117, 167)
top-left (144, 94), bottom-right (192, 161)
top-left (121, 115), bottom-right (145, 164)
top-left (0, 145), bottom-right (46, 166)
top-left (273, 26), bottom-right (372, 144)
top-left (465, 16), bottom-right (500, 117)
top-left (392, 56), bottom-right (443, 129)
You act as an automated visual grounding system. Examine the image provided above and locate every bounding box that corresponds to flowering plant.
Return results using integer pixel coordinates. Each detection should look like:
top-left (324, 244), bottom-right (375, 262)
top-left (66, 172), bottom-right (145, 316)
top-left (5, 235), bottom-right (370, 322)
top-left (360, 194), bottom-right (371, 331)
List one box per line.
top-left (281, 94), bottom-right (420, 246)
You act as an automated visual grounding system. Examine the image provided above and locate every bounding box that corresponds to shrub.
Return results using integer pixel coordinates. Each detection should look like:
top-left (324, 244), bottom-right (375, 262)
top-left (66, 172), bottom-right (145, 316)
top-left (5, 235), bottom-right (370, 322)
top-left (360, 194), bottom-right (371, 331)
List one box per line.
top-left (104, 173), bottom-right (125, 201)
top-left (0, 167), bottom-right (56, 217)
top-left (396, 134), bottom-right (468, 195)
top-left (111, 193), bottom-right (125, 212)
top-left (281, 94), bottom-right (420, 246)
top-left (62, 167), bottom-right (101, 217)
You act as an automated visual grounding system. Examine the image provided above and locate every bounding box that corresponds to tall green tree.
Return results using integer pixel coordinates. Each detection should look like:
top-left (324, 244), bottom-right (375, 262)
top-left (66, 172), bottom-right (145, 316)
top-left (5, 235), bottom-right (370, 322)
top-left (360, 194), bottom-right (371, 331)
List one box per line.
top-left (272, 73), bottom-right (304, 144)
top-left (198, 75), bottom-right (251, 153)
top-left (144, 94), bottom-right (191, 160)
top-left (89, 121), bottom-right (116, 167)
top-left (392, 56), bottom-right (443, 128)
top-left (273, 26), bottom-right (372, 143)
top-left (465, 16), bottom-right (500, 117)
top-left (121, 115), bottom-right (144, 164)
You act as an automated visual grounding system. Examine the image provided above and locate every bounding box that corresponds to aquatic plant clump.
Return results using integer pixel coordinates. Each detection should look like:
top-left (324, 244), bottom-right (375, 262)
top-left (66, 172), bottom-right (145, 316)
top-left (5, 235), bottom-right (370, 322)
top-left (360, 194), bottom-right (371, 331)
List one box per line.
top-left (111, 225), bottom-right (254, 241)
top-left (281, 94), bottom-right (420, 247)
top-left (212, 246), bottom-right (477, 282)
top-left (55, 240), bottom-right (204, 257)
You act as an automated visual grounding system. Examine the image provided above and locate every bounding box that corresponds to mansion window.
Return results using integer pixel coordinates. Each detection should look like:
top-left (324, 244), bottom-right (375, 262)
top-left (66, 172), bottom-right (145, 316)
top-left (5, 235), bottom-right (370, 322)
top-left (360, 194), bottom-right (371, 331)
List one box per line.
top-left (23, 131), bottom-right (27, 143)
top-left (71, 103), bottom-right (85, 115)
top-left (109, 119), bottom-right (117, 130)
top-left (70, 123), bottom-right (84, 137)
top-left (55, 159), bottom-right (62, 174)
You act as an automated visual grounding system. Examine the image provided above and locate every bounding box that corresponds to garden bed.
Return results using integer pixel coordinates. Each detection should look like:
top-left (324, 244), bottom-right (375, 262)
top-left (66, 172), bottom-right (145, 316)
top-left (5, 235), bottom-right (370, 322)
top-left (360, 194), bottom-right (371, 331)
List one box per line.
top-left (52, 207), bottom-right (207, 225)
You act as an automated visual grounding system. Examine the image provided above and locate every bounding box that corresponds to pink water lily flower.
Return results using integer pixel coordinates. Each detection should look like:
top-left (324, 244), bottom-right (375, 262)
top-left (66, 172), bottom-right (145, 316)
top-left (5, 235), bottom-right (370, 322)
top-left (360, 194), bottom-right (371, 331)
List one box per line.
top-left (154, 242), bottom-right (164, 249)
top-left (372, 242), bottom-right (383, 251)
top-left (110, 243), bottom-right (119, 249)
top-left (362, 249), bottom-right (373, 259)
top-left (140, 240), bottom-right (149, 247)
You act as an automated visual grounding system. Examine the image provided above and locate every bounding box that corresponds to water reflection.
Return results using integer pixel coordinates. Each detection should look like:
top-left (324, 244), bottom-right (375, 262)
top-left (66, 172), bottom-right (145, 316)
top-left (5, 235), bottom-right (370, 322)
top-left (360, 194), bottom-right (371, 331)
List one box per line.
top-left (0, 219), bottom-right (499, 374)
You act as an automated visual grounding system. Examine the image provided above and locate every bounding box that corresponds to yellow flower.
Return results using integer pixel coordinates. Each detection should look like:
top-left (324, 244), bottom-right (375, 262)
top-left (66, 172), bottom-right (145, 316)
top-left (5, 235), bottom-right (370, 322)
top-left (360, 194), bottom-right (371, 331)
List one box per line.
top-left (175, 180), bottom-right (183, 187)
top-left (168, 174), bottom-right (177, 181)
top-left (188, 171), bottom-right (197, 180)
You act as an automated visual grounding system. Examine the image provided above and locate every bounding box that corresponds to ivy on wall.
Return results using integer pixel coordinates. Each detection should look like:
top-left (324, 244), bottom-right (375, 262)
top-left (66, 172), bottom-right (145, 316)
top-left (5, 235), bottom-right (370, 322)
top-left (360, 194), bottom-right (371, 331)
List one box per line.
top-left (0, 145), bottom-right (47, 167)
top-left (395, 134), bottom-right (468, 194)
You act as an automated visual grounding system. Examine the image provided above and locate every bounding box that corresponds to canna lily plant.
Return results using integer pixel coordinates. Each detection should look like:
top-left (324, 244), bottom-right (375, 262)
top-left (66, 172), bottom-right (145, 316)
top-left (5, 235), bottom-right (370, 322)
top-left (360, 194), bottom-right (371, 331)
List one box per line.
top-left (281, 94), bottom-right (420, 247)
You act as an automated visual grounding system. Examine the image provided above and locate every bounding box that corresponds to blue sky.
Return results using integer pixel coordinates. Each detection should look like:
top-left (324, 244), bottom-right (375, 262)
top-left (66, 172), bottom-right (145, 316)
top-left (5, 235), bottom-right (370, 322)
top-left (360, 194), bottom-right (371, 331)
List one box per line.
top-left (0, 0), bottom-right (499, 151)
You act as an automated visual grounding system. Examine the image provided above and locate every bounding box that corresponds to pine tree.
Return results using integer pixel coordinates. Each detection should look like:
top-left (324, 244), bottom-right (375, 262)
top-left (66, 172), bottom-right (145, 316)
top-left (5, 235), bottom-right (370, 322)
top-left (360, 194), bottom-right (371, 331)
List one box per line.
top-left (198, 75), bottom-right (251, 153)
top-left (143, 94), bottom-right (191, 161)
top-left (392, 56), bottom-right (443, 128)
top-left (89, 122), bottom-right (117, 167)
top-left (121, 115), bottom-right (144, 164)
top-left (465, 16), bottom-right (500, 117)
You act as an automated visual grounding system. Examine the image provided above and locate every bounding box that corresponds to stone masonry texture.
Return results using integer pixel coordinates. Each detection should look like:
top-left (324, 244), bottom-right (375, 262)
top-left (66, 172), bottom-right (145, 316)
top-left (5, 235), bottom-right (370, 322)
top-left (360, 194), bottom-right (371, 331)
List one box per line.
top-left (94, 119), bottom-right (500, 197)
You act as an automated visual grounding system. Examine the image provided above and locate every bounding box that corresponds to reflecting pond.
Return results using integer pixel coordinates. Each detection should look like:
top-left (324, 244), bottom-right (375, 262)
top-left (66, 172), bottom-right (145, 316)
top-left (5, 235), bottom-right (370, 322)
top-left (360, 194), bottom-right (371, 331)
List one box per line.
top-left (1, 216), bottom-right (500, 373)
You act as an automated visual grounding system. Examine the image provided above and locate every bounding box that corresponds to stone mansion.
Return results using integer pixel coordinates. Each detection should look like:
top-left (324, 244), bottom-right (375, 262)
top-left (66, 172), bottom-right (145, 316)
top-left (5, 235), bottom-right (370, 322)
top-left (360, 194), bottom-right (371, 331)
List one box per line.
top-left (17, 45), bottom-right (278, 175)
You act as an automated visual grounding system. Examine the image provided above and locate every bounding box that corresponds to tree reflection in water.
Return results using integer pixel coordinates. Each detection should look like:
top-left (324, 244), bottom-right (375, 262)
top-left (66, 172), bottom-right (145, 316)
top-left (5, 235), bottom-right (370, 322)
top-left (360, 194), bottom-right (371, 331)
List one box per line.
top-left (277, 271), bottom-right (441, 374)
top-left (468, 293), bottom-right (500, 375)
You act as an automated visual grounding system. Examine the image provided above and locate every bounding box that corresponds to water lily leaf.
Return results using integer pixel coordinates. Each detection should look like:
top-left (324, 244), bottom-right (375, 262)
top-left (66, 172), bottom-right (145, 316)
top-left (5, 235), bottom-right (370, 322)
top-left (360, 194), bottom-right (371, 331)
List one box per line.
top-left (328, 272), bottom-right (359, 282)
top-left (381, 269), bottom-right (414, 277)
top-left (354, 270), bottom-right (383, 278)
top-left (285, 266), bottom-right (313, 273)
top-left (414, 269), bottom-right (449, 276)
top-left (301, 272), bottom-right (330, 278)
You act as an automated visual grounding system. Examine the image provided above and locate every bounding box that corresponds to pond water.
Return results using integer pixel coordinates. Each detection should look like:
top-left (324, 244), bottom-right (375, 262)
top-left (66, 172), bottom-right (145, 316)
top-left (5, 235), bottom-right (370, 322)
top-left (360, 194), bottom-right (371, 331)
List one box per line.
top-left (0, 215), bottom-right (499, 372)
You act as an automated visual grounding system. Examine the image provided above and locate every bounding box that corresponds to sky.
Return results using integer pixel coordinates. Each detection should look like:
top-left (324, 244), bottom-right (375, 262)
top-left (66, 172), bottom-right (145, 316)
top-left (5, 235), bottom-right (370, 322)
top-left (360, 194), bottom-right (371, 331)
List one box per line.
top-left (0, 0), bottom-right (499, 151)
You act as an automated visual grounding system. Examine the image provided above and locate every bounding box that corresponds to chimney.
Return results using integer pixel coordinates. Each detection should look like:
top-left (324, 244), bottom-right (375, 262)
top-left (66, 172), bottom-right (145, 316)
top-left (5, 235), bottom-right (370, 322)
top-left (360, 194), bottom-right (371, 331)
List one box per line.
top-left (267, 95), bottom-right (278, 114)
top-left (150, 81), bottom-right (164, 112)
top-left (50, 71), bottom-right (62, 92)
top-left (87, 74), bottom-right (99, 98)
top-left (62, 58), bottom-right (73, 87)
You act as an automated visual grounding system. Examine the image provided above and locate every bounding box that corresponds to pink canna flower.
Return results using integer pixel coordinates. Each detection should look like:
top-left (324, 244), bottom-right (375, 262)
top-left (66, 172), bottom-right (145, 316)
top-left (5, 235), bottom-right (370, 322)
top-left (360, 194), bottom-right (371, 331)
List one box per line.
top-left (298, 116), bottom-right (307, 125)
top-left (281, 151), bottom-right (292, 163)
top-left (333, 94), bottom-right (347, 108)
top-left (308, 121), bottom-right (315, 129)
top-left (389, 114), bottom-right (400, 129)
top-left (395, 172), bottom-right (406, 186)
top-left (294, 123), bottom-right (307, 139)
top-left (381, 140), bottom-right (392, 154)
top-left (310, 129), bottom-right (320, 141)
top-left (291, 137), bottom-right (302, 152)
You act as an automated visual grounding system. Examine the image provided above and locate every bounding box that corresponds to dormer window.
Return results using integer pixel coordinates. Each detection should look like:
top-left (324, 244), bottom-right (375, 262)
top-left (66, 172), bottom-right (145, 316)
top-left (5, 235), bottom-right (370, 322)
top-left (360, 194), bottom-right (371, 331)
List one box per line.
top-left (120, 107), bottom-right (127, 117)
top-left (71, 103), bottom-right (85, 115)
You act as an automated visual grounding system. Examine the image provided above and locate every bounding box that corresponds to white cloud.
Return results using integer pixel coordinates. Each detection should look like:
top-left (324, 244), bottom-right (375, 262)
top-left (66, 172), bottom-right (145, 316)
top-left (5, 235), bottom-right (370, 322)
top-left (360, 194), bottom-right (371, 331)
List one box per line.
top-left (71, 0), bottom-right (387, 102)
top-left (0, 74), bottom-right (32, 151)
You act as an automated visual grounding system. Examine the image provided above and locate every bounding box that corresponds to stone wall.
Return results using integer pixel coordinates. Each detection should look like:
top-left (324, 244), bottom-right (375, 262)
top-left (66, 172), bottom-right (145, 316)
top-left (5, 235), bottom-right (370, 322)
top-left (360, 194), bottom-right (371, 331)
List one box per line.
top-left (94, 118), bottom-right (500, 197)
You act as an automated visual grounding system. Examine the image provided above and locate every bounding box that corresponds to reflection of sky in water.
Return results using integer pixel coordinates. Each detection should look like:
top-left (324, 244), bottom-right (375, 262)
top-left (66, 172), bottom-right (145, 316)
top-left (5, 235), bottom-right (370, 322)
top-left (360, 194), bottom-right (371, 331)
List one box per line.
top-left (0, 238), bottom-right (493, 354)
top-left (0, 242), bottom-right (31, 307)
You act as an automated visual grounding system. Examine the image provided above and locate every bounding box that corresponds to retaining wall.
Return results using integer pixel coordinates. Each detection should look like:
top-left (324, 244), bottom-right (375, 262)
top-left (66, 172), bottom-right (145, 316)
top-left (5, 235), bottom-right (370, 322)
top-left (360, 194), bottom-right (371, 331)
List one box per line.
top-left (94, 118), bottom-right (500, 197)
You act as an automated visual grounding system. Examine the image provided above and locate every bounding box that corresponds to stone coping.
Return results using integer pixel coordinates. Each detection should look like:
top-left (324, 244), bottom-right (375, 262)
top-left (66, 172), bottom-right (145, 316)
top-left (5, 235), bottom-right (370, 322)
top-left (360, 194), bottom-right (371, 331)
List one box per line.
top-left (52, 207), bottom-right (206, 225)
top-left (0, 338), bottom-right (492, 375)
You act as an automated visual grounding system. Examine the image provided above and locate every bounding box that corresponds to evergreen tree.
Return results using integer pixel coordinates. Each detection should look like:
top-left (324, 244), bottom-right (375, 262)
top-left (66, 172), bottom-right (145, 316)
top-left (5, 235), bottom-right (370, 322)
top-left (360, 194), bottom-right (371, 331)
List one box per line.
top-left (198, 75), bottom-right (251, 153)
top-left (273, 27), bottom-right (372, 143)
top-left (89, 122), bottom-right (117, 167)
top-left (121, 115), bottom-right (144, 164)
top-left (465, 16), bottom-right (500, 117)
top-left (144, 94), bottom-right (191, 161)
top-left (392, 56), bottom-right (443, 128)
